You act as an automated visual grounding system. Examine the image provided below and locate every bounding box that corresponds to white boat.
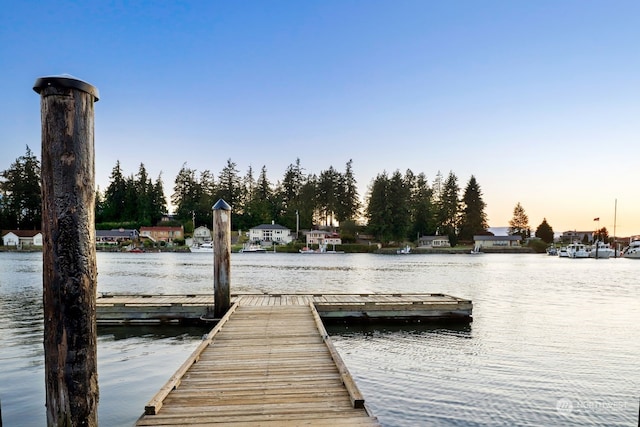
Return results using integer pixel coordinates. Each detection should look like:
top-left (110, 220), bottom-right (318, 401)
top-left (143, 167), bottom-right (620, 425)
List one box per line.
top-left (546, 246), bottom-right (558, 256)
top-left (589, 240), bottom-right (614, 259)
top-left (470, 246), bottom-right (482, 255)
top-left (622, 239), bottom-right (640, 259)
top-left (397, 245), bottom-right (411, 254)
top-left (239, 243), bottom-right (266, 253)
top-left (189, 242), bottom-right (213, 252)
top-left (558, 247), bottom-right (569, 257)
top-left (566, 243), bottom-right (589, 258)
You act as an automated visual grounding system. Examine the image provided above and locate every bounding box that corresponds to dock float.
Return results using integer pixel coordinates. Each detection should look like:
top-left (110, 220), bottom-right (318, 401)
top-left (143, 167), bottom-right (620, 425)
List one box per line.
top-left (135, 302), bottom-right (381, 426)
top-left (97, 293), bottom-right (472, 324)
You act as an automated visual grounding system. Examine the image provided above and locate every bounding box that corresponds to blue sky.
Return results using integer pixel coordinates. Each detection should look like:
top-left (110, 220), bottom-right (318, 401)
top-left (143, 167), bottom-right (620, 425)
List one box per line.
top-left (1, 1), bottom-right (639, 235)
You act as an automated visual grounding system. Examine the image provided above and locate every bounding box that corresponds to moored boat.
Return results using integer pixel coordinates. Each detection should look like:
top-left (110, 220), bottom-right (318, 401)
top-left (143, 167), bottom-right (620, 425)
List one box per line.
top-left (558, 246), bottom-right (569, 257)
top-left (239, 243), bottom-right (267, 253)
top-left (622, 239), bottom-right (640, 259)
top-left (589, 240), bottom-right (614, 259)
top-left (566, 243), bottom-right (589, 259)
top-left (190, 242), bottom-right (213, 252)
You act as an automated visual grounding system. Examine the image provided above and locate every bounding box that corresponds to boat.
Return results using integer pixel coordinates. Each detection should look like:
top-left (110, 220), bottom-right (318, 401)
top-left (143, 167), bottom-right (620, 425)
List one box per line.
top-left (622, 239), bottom-right (640, 259)
top-left (397, 245), bottom-right (411, 254)
top-left (239, 243), bottom-right (267, 253)
top-left (189, 242), bottom-right (213, 253)
top-left (546, 246), bottom-right (558, 256)
top-left (470, 245), bottom-right (483, 255)
top-left (128, 247), bottom-right (144, 253)
top-left (589, 240), bottom-right (614, 259)
top-left (565, 243), bottom-right (589, 258)
top-left (558, 246), bottom-right (569, 257)
top-left (300, 243), bottom-right (344, 254)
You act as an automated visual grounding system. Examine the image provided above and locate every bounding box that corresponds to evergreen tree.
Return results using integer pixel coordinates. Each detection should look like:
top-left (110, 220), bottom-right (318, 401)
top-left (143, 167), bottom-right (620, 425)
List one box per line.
top-left (172, 163), bottom-right (202, 223)
top-left (278, 159), bottom-right (305, 232)
top-left (458, 175), bottom-right (488, 242)
top-left (439, 171), bottom-right (460, 245)
top-left (509, 202), bottom-right (530, 239)
top-left (103, 161), bottom-right (127, 222)
top-left (0, 146), bottom-right (42, 229)
top-left (409, 172), bottom-right (435, 239)
top-left (298, 174), bottom-right (318, 231)
top-left (335, 159), bottom-right (360, 223)
top-left (216, 159), bottom-right (241, 210)
top-left (535, 218), bottom-right (554, 243)
top-left (317, 166), bottom-right (341, 227)
top-left (365, 172), bottom-right (392, 242)
top-left (387, 170), bottom-right (412, 241)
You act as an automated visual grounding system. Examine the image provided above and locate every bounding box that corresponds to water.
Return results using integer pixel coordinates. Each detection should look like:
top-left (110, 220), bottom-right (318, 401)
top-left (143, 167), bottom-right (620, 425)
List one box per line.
top-left (0, 251), bottom-right (638, 426)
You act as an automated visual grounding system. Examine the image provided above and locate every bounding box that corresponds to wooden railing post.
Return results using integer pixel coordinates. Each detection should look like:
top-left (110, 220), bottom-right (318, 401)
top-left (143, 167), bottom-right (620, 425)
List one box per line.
top-left (34, 75), bottom-right (100, 427)
top-left (212, 199), bottom-right (231, 318)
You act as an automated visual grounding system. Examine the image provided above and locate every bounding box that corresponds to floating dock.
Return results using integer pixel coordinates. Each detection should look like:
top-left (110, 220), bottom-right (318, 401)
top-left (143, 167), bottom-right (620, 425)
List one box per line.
top-left (97, 292), bottom-right (472, 324)
top-left (136, 302), bottom-right (381, 426)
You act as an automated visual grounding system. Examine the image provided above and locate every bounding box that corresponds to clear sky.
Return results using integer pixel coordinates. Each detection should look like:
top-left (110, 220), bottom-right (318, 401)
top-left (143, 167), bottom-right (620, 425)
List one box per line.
top-left (1, 1), bottom-right (638, 235)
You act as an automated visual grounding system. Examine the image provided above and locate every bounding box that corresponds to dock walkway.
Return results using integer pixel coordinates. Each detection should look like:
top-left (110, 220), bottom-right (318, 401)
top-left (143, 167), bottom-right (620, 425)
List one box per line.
top-left (97, 293), bottom-right (472, 324)
top-left (136, 302), bottom-right (380, 426)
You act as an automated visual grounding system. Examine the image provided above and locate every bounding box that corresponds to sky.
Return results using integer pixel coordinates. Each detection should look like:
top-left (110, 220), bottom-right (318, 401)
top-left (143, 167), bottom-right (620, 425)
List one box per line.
top-left (1, 1), bottom-right (639, 235)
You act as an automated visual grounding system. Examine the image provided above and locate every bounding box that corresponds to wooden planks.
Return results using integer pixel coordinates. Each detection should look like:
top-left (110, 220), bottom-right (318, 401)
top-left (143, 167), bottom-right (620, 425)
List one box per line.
top-left (97, 293), bottom-right (472, 324)
top-left (136, 304), bottom-right (380, 426)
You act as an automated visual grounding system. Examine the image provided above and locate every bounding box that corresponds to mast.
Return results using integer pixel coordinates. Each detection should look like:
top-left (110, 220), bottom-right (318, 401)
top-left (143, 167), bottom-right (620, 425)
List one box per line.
top-left (613, 199), bottom-right (617, 258)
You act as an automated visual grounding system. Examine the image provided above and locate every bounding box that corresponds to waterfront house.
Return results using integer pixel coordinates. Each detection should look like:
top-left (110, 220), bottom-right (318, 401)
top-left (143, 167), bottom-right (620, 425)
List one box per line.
top-left (473, 235), bottom-right (521, 248)
top-left (561, 230), bottom-right (594, 243)
top-left (248, 223), bottom-right (293, 244)
top-left (96, 228), bottom-right (139, 244)
top-left (193, 226), bottom-right (212, 244)
top-left (140, 226), bottom-right (184, 244)
top-left (305, 230), bottom-right (342, 246)
top-left (1, 230), bottom-right (43, 247)
top-left (418, 235), bottom-right (451, 248)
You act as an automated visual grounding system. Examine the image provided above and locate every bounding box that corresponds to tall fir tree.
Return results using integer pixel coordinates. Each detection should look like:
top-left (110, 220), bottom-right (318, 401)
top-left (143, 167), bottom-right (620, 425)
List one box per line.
top-left (458, 175), bottom-right (488, 241)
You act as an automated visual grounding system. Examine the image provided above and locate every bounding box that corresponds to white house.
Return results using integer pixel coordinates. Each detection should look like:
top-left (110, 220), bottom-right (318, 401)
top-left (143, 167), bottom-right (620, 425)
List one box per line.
top-left (193, 226), bottom-right (212, 244)
top-left (248, 223), bottom-right (293, 244)
top-left (473, 235), bottom-right (521, 248)
top-left (305, 230), bottom-right (342, 246)
top-left (418, 235), bottom-right (451, 248)
top-left (2, 230), bottom-right (43, 247)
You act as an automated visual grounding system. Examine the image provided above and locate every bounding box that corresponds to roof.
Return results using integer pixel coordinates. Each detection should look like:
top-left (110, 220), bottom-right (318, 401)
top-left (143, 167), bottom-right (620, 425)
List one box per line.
top-left (140, 226), bottom-right (183, 232)
top-left (2, 230), bottom-right (42, 237)
top-left (250, 224), bottom-right (290, 231)
top-left (474, 235), bottom-right (521, 241)
top-left (96, 229), bottom-right (137, 238)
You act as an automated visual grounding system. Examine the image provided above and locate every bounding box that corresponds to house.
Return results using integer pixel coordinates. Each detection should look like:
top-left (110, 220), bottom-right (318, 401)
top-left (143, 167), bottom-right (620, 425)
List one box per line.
top-left (193, 226), bottom-right (212, 244)
top-left (561, 230), bottom-right (594, 243)
top-left (305, 230), bottom-right (342, 246)
top-left (248, 223), bottom-right (293, 244)
top-left (2, 230), bottom-right (43, 247)
top-left (473, 235), bottom-right (521, 248)
top-left (96, 228), bottom-right (139, 244)
top-left (418, 235), bottom-right (451, 248)
top-left (140, 226), bottom-right (184, 243)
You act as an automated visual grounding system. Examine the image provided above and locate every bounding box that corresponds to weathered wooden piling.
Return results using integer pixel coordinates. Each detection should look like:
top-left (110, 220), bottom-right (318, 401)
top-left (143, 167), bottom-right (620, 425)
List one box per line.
top-left (212, 199), bottom-right (232, 319)
top-left (34, 75), bottom-right (100, 426)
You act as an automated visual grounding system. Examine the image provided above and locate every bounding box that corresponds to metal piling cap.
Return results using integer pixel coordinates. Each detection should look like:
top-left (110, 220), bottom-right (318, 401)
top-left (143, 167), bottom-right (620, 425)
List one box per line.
top-left (213, 199), bottom-right (231, 211)
top-left (33, 74), bottom-right (99, 101)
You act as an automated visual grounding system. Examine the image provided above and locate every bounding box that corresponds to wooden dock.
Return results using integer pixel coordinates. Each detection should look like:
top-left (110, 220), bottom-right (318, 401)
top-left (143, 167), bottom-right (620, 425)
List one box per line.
top-left (136, 302), bottom-right (380, 426)
top-left (97, 292), bottom-right (472, 324)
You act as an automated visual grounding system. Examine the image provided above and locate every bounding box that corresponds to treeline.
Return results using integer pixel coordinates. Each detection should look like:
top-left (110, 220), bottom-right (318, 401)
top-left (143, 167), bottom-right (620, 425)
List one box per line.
top-left (1, 146), bottom-right (495, 244)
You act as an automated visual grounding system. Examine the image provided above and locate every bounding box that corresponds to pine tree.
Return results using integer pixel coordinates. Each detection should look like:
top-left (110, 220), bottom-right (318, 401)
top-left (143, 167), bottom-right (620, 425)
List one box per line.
top-left (509, 202), bottom-right (530, 239)
top-left (458, 175), bottom-right (488, 241)
top-left (535, 218), bottom-right (554, 243)
top-left (0, 146), bottom-right (41, 229)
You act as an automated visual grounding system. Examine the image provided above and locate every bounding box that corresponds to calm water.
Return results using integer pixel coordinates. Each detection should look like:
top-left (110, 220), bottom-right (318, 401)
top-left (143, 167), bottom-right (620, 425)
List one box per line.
top-left (0, 251), bottom-right (638, 426)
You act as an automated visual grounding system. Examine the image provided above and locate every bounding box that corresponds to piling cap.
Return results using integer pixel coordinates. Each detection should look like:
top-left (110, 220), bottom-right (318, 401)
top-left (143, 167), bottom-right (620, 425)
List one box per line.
top-left (213, 199), bottom-right (231, 211)
top-left (33, 74), bottom-right (99, 101)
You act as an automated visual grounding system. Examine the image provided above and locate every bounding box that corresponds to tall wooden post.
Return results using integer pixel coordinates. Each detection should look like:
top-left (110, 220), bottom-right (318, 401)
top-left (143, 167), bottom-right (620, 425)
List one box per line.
top-left (213, 199), bottom-right (231, 319)
top-left (34, 75), bottom-right (100, 427)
